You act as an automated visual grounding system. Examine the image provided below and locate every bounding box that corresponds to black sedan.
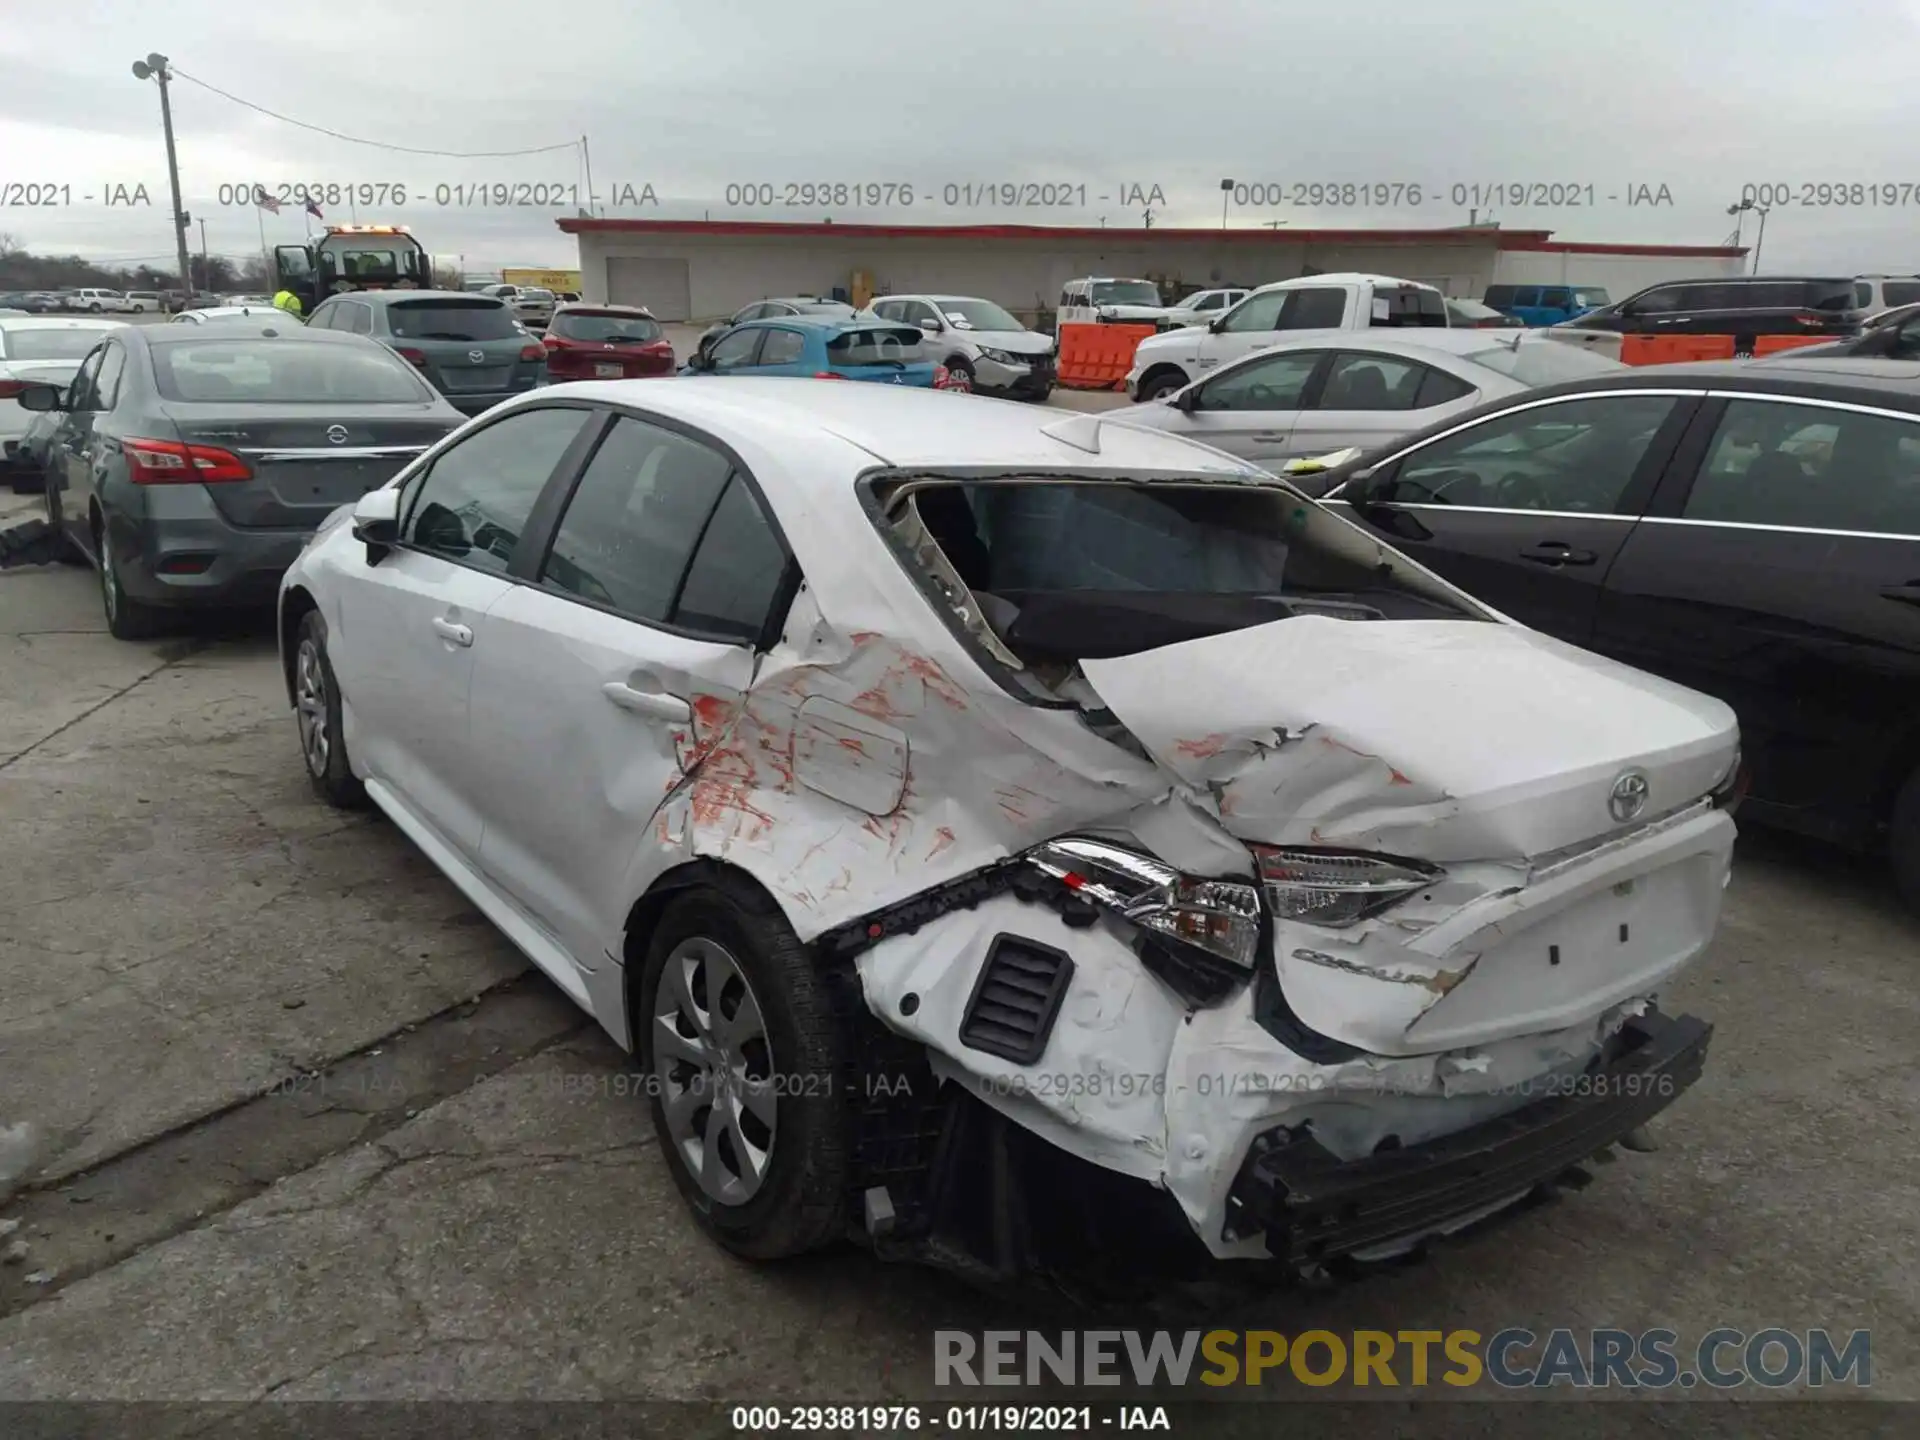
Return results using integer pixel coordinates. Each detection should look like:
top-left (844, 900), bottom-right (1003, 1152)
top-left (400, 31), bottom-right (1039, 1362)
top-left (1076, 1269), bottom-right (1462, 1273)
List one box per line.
top-left (1289, 356), bottom-right (1920, 906)
top-left (21, 322), bottom-right (465, 639)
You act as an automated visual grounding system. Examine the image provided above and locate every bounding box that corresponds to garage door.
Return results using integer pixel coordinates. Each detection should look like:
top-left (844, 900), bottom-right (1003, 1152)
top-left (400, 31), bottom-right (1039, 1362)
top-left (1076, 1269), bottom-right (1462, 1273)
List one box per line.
top-left (606, 258), bottom-right (692, 321)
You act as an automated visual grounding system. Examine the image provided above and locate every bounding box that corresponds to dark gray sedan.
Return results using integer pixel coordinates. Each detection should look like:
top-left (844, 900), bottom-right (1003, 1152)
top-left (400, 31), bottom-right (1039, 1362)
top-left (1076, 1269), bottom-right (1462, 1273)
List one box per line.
top-left (24, 322), bottom-right (464, 639)
top-left (303, 289), bottom-right (547, 415)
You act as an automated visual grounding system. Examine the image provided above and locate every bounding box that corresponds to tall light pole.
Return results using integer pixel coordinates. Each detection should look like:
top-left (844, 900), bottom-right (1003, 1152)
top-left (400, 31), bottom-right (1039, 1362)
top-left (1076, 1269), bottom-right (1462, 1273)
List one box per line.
top-left (1219, 178), bottom-right (1234, 231)
top-left (131, 54), bottom-right (194, 298)
top-left (1727, 198), bottom-right (1770, 274)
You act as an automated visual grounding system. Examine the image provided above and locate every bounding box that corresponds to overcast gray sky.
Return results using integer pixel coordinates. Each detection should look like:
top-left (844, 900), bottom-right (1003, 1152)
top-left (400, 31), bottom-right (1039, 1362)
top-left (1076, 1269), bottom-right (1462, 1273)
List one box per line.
top-left (4, 0), bottom-right (1918, 274)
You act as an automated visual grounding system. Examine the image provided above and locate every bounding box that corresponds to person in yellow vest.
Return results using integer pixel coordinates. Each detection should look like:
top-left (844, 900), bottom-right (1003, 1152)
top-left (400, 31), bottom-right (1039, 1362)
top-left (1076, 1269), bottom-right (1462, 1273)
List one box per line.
top-left (272, 289), bottom-right (304, 317)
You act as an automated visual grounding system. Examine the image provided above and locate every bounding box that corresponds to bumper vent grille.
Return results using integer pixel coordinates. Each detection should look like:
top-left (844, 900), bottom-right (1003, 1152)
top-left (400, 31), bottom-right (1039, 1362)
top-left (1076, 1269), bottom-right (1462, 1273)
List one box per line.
top-left (958, 936), bottom-right (1075, 1065)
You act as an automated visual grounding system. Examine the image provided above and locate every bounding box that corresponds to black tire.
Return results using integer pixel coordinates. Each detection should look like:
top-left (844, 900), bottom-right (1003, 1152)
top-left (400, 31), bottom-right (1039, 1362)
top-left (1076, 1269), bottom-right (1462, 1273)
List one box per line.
top-left (294, 609), bottom-right (367, 808)
top-left (639, 878), bottom-right (848, 1260)
top-left (944, 358), bottom-right (975, 393)
top-left (95, 523), bottom-right (166, 640)
top-left (1136, 370), bottom-right (1187, 403)
top-left (1891, 766), bottom-right (1920, 912)
top-left (88, 303), bottom-right (102, 313)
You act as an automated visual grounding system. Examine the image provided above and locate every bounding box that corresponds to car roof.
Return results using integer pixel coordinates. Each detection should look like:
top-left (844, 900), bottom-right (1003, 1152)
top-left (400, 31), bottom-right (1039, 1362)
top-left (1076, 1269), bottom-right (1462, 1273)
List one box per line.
top-left (344, 289), bottom-right (502, 307)
top-left (553, 302), bottom-right (653, 314)
top-left (1209, 330), bottom-right (1553, 362)
top-left (523, 377), bottom-right (1274, 478)
top-left (143, 321), bottom-right (368, 347)
top-left (738, 314), bottom-right (905, 330)
top-left (1250, 273), bottom-right (1439, 294)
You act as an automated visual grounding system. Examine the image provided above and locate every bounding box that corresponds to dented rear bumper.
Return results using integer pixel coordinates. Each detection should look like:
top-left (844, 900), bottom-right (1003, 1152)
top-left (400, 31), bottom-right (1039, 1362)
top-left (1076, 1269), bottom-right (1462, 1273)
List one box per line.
top-left (1220, 1010), bottom-right (1711, 1267)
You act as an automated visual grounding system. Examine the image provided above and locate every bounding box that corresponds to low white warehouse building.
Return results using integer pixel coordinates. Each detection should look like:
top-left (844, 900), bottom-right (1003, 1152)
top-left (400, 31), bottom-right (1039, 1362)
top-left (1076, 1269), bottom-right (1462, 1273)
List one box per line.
top-left (558, 218), bottom-right (1748, 323)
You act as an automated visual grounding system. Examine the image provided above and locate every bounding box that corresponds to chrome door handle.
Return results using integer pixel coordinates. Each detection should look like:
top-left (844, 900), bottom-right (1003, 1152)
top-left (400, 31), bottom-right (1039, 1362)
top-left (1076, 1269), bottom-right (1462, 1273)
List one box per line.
top-left (602, 682), bottom-right (691, 722)
top-left (430, 617), bottom-right (473, 646)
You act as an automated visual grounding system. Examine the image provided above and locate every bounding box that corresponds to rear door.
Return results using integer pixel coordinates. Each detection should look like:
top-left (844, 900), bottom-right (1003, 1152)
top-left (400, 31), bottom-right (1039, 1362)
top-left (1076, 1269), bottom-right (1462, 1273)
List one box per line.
top-left (332, 404), bottom-right (601, 855)
top-left (1328, 389), bottom-right (1697, 642)
top-left (469, 413), bottom-right (792, 979)
top-left (1197, 286), bottom-right (1351, 371)
top-left (747, 326), bottom-right (811, 376)
top-left (1592, 393), bottom-right (1920, 846)
top-left (1287, 349), bottom-right (1479, 459)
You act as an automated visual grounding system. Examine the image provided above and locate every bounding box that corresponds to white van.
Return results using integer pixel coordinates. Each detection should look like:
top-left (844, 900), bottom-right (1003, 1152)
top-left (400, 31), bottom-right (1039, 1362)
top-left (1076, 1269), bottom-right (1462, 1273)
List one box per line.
top-left (1056, 277), bottom-right (1182, 331)
top-left (69, 288), bottom-right (135, 314)
top-left (1123, 273), bottom-right (1451, 401)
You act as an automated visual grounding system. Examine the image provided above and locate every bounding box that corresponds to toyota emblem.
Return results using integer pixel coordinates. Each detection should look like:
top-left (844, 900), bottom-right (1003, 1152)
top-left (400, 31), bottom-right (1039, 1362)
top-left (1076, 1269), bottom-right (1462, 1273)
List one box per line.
top-left (1608, 769), bottom-right (1650, 824)
top-left (469, 349), bottom-right (485, 363)
top-left (326, 425), bottom-right (349, 445)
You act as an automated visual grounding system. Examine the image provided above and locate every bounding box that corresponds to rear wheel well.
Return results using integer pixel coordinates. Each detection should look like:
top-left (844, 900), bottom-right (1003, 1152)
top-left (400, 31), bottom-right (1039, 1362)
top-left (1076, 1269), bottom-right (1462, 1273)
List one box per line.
top-left (1874, 728), bottom-right (1920, 837)
top-left (280, 585), bottom-right (319, 706)
top-left (620, 860), bottom-right (793, 1044)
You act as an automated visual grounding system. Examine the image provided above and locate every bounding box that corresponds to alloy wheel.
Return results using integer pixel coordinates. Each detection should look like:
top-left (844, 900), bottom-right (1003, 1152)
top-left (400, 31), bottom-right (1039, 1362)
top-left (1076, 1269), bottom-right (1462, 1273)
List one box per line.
top-left (652, 936), bottom-right (777, 1205)
top-left (294, 637), bottom-right (330, 777)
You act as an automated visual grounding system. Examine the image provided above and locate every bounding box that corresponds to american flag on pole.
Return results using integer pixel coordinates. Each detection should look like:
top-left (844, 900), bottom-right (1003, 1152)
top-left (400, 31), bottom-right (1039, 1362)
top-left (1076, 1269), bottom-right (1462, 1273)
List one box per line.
top-left (252, 185), bottom-right (281, 214)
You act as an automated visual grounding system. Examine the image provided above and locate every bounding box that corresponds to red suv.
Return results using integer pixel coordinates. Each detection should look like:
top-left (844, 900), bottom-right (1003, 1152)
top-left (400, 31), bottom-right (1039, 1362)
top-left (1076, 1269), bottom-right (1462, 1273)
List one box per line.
top-left (542, 304), bottom-right (675, 380)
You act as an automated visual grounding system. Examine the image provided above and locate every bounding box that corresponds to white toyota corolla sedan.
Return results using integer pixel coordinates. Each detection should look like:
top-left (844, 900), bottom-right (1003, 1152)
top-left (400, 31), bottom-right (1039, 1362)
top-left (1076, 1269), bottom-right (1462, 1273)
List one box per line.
top-left (278, 378), bottom-right (1741, 1284)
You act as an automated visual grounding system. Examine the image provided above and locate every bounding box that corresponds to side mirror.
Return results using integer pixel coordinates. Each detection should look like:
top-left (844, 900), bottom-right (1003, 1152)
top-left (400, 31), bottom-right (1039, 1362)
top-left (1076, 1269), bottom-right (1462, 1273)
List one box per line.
top-left (918, 317), bottom-right (940, 333)
top-left (1207, 317), bottom-right (1226, 333)
top-left (1328, 466), bottom-right (1376, 501)
top-left (351, 486), bottom-right (401, 560)
top-left (7, 381), bottom-right (65, 412)
top-left (1172, 385), bottom-right (1200, 412)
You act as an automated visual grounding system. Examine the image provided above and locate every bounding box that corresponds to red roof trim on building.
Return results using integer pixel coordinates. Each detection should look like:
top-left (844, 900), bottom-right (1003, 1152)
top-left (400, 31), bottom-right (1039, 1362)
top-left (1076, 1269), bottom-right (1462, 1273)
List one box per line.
top-left (1498, 236), bottom-right (1748, 258)
top-left (554, 216), bottom-right (1745, 257)
top-left (555, 217), bottom-right (1555, 246)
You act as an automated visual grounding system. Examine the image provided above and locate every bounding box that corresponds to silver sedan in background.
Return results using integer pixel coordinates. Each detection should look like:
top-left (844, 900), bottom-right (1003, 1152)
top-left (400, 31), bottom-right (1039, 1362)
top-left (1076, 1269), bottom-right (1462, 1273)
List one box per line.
top-left (1109, 329), bottom-right (1627, 467)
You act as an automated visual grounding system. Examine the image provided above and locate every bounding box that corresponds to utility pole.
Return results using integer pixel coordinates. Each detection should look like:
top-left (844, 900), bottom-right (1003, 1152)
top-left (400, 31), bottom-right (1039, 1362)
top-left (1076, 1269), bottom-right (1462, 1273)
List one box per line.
top-left (1143, 208), bottom-right (1154, 229)
top-left (197, 217), bottom-right (208, 292)
top-left (131, 54), bottom-right (193, 298)
top-left (580, 135), bottom-right (596, 216)
top-left (1219, 178), bottom-right (1233, 230)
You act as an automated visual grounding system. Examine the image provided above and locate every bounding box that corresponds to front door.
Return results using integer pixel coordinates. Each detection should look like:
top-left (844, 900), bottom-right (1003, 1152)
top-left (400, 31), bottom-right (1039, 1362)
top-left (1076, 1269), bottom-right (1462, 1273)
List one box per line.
top-left (1328, 390), bottom-right (1695, 644)
top-left (332, 404), bottom-right (599, 854)
top-left (1167, 348), bottom-right (1325, 462)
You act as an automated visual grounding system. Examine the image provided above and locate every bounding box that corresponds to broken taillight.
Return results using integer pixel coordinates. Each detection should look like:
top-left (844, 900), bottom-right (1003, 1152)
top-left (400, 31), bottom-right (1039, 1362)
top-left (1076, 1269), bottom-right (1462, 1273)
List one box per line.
top-left (1025, 837), bottom-right (1262, 972)
top-left (1252, 847), bottom-right (1442, 928)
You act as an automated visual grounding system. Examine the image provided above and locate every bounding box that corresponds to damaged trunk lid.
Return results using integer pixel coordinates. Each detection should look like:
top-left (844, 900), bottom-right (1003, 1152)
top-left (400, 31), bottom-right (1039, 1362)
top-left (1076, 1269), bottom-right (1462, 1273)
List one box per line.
top-left (1078, 614), bottom-right (1736, 862)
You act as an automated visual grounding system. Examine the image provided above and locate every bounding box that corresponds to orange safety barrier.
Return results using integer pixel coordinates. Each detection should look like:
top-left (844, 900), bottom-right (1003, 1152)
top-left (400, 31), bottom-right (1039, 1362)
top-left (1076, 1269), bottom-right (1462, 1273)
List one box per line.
top-left (1056, 322), bottom-right (1158, 390)
top-left (1620, 334), bottom-right (1737, 366)
top-left (1751, 334), bottom-right (1835, 356)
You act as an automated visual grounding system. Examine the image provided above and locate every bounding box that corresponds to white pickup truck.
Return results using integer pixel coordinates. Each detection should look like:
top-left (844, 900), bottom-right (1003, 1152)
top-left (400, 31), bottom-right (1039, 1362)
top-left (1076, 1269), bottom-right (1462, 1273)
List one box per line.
top-left (1124, 273), bottom-right (1451, 401)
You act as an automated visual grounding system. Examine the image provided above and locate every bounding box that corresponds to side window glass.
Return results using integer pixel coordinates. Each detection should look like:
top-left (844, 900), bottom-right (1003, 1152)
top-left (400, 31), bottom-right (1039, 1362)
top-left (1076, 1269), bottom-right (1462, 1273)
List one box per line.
top-left (1632, 287), bottom-right (1684, 314)
top-left (306, 304), bottom-right (333, 330)
top-left (1383, 395), bottom-right (1677, 512)
top-left (540, 416), bottom-right (733, 623)
top-left (404, 406), bottom-right (593, 574)
top-left (1197, 351), bottom-right (1320, 412)
top-left (346, 304), bottom-right (373, 335)
top-left (1220, 290), bottom-right (1288, 332)
top-left (1890, 318), bottom-right (1920, 361)
top-left (92, 344), bottom-right (128, 408)
top-left (1276, 288), bottom-right (1348, 329)
top-left (1317, 353), bottom-right (1425, 411)
top-left (1414, 366), bottom-right (1475, 407)
top-left (1683, 400), bottom-right (1920, 537)
top-left (67, 347), bottom-right (107, 409)
top-left (758, 329), bottom-right (806, 365)
top-left (1512, 288), bottom-right (1541, 307)
top-left (674, 475), bottom-right (790, 643)
top-left (708, 329), bottom-right (764, 369)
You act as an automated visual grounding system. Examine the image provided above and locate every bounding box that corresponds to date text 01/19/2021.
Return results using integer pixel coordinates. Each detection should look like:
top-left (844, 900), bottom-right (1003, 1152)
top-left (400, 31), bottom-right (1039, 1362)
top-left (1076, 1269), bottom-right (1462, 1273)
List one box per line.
top-left (730, 1405), bottom-right (1171, 1431)
top-left (213, 181), bottom-right (661, 209)
top-left (720, 182), bottom-right (1167, 209)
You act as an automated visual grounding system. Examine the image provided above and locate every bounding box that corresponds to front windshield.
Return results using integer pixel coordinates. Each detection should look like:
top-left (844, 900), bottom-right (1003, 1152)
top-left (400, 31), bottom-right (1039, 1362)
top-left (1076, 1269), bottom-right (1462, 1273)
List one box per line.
top-left (935, 299), bottom-right (1023, 331)
top-left (1091, 281), bottom-right (1160, 307)
top-left (1465, 339), bottom-right (1626, 385)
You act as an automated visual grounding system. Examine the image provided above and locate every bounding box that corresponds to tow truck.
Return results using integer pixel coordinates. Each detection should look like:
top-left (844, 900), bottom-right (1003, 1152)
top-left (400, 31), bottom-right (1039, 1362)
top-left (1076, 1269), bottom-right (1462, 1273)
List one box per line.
top-left (272, 224), bottom-right (432, 314)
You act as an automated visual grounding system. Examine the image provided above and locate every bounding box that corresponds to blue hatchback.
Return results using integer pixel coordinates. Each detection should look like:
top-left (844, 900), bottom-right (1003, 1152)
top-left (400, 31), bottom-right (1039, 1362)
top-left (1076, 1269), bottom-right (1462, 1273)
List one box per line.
top-left (681, 315), bottom-right (945, 386)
